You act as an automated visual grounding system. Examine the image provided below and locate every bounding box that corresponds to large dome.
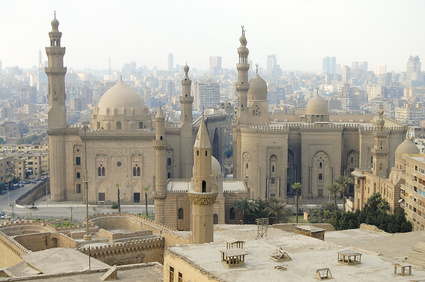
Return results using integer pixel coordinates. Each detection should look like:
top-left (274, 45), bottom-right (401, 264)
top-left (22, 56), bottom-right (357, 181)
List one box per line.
top-left (248, 74), bottom-right (267, 101)
top-left (97, 81), bottom-right (144, 116)
top-left (212, 156), bottom-right (221, 177)
top-left (306, 94), bottom-right (328, 116)
top-left (395, 138), bottom-right (419, 161)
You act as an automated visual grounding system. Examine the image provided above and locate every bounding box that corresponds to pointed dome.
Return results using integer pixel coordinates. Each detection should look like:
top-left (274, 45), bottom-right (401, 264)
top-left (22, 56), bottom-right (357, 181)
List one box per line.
top-left (395, 138), bottom-right (419, 161)
top-left (51, 12), bottom-right (59, 30)
top-left (156, 105), bottom-right (165, 119)
top-left (97, 81), bottom-right (144, 116)
top-left (306, 94), bottom-right (328, 116)
top-left (248, 73), bottom-right (267, 101)
top-left (194, 116), bottom-right (211, 148)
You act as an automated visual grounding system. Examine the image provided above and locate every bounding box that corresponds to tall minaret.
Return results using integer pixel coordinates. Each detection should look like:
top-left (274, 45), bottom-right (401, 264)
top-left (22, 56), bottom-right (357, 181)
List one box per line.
top-left (188, 115), bottom-right (217, 244)
top-left (153, 105), bottom-right (168, 224)
top-left (372, 104), bottom-right (389, 177)
top-left (179, 64), bottom-right (194, 179)
top-left (236, 25), bottom-right (250, 124)
top-left (46, 12), bottom-right (67, 201)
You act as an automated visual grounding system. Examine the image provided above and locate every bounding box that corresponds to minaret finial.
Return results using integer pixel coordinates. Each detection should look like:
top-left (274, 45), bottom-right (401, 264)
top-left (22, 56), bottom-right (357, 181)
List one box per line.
top-left (54, 10), bottom-right (56, 19)
top-left (255, 64), bottom-right (259, 74)
top-left (120, 75), bottom-right (122, 81)
top-left (241, 25), bottom-right (245, 36)
top-left (316, 87), bottom-right (319, 95)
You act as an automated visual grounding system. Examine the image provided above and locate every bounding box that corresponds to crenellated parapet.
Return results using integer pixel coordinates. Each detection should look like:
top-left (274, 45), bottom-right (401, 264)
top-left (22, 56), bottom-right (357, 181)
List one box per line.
top-left (152, 139), bottom-right (168, 150)
top-left (79, 237), bottom-right (164, 259)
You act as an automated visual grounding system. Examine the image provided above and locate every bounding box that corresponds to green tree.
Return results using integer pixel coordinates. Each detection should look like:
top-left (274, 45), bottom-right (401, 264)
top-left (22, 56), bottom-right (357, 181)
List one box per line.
top-left (292, 182), bottom-right (302, 223)
top-left (336, 176), bottom-right (353, 211)
top-left (233, 198), bottom-right (257, 224)
top-left (326, 183), bottom-right (342, 211)
top-left (265, 198), bottom-right (286, 224)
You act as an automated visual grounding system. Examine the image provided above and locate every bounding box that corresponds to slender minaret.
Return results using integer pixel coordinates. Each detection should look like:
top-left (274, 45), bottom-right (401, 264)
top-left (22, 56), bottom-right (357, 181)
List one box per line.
top-left (46, 12), bottom-right (67, 201)
top-left (236, 25), bottom-right (250, 124)
top-left (179, 64), bottom-right (194, 179)
top-left (372, 104), bottom-right (389, 177)
top-left (188, 114), bottom-right (217, 244)
top-left (153, 105), bottom-right (168, 224)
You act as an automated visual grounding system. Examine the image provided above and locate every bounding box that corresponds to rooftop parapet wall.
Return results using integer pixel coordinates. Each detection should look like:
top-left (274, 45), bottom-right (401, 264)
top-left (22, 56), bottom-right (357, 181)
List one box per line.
top-left (0, 230), bottom-right (29, 256)
top-left (87, 212), bottom-right (177, 233)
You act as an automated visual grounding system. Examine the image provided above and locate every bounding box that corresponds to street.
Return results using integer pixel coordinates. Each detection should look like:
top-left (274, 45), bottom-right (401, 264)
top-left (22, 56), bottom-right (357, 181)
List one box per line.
top-left (0, 185), bottom-right (155, 223)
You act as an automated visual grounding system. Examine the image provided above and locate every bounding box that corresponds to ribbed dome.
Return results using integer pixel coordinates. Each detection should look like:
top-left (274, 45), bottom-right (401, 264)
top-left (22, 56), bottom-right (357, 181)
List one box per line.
top-left (212, 156), bottom-right (221, 177)
top-left (97, 81), bottom-right (144, 116)
top-left (248, 74), bottom-right (267, 100)
top-left (395, 138), bottom-right (419, 161)
top-left (306, 94), bottom-right (328, 116)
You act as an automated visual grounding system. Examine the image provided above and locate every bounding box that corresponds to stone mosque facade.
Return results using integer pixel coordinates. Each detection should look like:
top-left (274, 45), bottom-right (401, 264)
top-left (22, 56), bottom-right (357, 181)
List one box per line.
top-left (232, 27), bottom-right (408, 201)
top-left (45, 16), bottom-right (236, 211)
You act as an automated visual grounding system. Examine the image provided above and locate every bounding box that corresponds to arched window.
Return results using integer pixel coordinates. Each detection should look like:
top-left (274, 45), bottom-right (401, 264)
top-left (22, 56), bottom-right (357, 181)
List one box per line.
top-left (133, 167), bottom-right (136, 176)
top-left (213, 214), bottom-right (218, 224)
top-left (178, 208), bottom-right (184, 219)
top-left (98, 167), bottom-right (101, 176)
top-left (272, 165), bottom-right (275, 172)
top-left (229, 208), bottom-right (235, 220)
top-left (202, 180), bottom-right (206, 192)
top-left (116, 121), bottom-right (122, 130)
top-left (350, 156), bottom-right (354, 164)
top-left (137, 166), bottom-right (140, 176)
top-left (370, 156), bottom-right (373, 168)
top-left (76, 172), bottom-right (81, 179)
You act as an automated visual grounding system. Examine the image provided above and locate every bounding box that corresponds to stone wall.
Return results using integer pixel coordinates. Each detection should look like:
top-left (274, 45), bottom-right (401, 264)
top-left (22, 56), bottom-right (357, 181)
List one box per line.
top-left (0, 231), bottom-right (28, 268)
top-left (79, 237), bottom-right (164, 265)
top-left (272, 223), bottom-right (334, 232)
top-left (13, 232), bottom-right (78, 252)
top-left (15, 179), bottom-right (50, 206)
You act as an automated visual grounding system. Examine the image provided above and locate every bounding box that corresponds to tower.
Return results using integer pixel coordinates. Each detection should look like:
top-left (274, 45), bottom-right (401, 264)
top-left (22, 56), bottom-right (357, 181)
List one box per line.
top-left (372, 104), bottom-right (389, 177)
top-left (188, 115), bottom-right (217, 244)
top-left (236, 25), bottom-right (250, 124)
top-left (45, 12), bottom-right (67, 201)
top-left (153, 105), bottom-right (168, 224)
top-left (179, 64), bottom-right (194, 179)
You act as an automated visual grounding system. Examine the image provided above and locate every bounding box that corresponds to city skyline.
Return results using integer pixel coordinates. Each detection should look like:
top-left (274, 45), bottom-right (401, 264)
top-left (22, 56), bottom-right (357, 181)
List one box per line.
top-left (0, 0), bottom-right (424, 72)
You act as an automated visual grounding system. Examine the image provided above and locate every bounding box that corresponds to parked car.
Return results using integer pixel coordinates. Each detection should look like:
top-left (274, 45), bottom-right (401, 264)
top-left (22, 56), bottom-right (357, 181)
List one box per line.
top-left (0, 190), bottom-right (7, 195)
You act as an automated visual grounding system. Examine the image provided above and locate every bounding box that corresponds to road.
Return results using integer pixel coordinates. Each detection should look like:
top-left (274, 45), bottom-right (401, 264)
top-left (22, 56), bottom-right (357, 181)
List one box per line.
top-left (0, 184), bottom-right (155, 223)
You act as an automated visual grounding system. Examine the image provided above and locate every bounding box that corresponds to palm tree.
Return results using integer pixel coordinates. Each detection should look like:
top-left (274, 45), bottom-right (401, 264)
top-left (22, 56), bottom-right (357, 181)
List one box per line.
top-left (326, 183), bottom-right (342, 210)
top-left (233, 198), bottom-right (257, 224)
top-left (266, 198), bottom-right (286, 223)
top-left (336, 176), bottom-right (353, 212)
top-left (292, 182), bottom-right (302, 223)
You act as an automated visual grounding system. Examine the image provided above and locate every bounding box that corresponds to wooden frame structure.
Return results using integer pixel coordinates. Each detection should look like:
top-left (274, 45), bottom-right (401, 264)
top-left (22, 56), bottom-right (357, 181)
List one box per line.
top-left (270, 248), bottom-right (292, 262)
top-left (226, 239), bottom-right (245, 249)
top-left (220, 249), bottom-right (248, 268)
top-left (337, 250), bottom-right (362, 265)
top-left (315, 268), bottom-right (333, 280)
top-left (394, 263), bottom-right (412, 276)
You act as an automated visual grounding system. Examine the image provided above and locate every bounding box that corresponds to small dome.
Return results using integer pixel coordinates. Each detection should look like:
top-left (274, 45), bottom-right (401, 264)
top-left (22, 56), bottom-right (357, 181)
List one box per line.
top-left (395, 138), bottom-right (419, 161)
top-left (306, 94), bottom-right (328, 116)
top-left (248, 73), bottom-right (267, 100)
top-left (97, 81), bottom-right (144, 116)
top-left (211, 157), bottom-right (221, 177)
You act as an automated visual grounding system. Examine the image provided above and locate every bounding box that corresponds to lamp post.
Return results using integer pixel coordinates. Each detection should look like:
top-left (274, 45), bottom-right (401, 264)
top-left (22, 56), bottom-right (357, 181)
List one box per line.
top-left (83, 123), bottom-right (91, 240)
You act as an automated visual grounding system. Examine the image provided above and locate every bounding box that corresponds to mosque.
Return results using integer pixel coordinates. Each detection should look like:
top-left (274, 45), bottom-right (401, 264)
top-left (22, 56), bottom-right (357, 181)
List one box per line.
top-left (232, 26), bottom-right (407, 201)
top-left (45, 15), bottom-right (246, 231)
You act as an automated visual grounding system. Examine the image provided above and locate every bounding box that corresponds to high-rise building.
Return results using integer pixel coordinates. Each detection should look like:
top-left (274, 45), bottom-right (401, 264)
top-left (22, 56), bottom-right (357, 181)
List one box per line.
top-left (374, 65), bottom-right (387, 75)
top-left (342, 66), bottom-right (351, 83)
top-left (168, 53), bottom-right (173, 71)
top-left (322, 57), bottom-right (336, 74)
top-left (360, 61), bottom-right (368, 72)
top-left (209, 56), bottom-right (222, 76)
top-left (193, 79), bottom-right (220, 111)
top-left (407, 56), bottom-right (422, 81)
top-left (267, 55), bottom-right (277, 75)
top-left (352, 61), bottom-right (359, 70)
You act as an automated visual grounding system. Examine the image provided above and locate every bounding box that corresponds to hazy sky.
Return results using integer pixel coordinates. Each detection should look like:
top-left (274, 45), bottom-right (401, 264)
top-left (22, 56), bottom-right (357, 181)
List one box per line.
top-left (1, 0), bottom-right (424, 72)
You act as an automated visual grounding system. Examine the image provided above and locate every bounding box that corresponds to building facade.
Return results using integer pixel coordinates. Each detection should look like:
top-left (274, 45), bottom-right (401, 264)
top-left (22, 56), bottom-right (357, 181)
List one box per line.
top-left (232, 28), bottom-right (407, 202)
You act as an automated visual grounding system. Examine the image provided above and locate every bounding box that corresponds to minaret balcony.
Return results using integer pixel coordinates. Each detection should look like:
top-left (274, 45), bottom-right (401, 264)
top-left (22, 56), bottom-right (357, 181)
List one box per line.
top-left (188, 191), bottom-right (218, 206)
top-left (371, 148), bottom-right (389, 154)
